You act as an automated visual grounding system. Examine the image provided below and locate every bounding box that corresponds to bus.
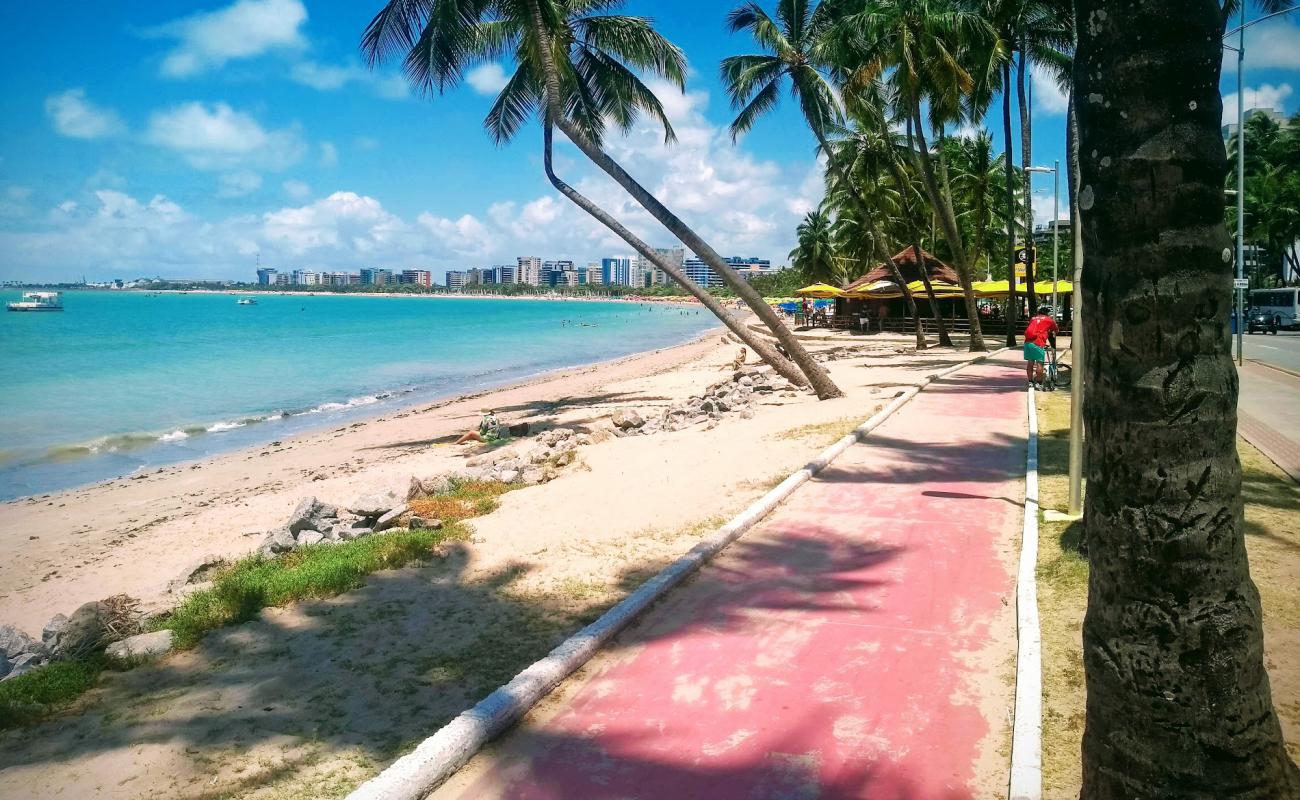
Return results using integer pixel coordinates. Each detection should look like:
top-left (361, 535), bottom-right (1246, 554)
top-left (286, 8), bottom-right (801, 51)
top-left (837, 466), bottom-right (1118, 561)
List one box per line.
top-left (1249, 287), bottom-right (1300, 332)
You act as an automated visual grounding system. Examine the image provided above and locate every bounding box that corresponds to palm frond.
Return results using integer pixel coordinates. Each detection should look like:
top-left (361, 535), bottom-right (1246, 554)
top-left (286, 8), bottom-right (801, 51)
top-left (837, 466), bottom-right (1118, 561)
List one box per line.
top-left (728, 77), bottom-right (782, 140)
top-left (572, 15), bottom-right (687, 88)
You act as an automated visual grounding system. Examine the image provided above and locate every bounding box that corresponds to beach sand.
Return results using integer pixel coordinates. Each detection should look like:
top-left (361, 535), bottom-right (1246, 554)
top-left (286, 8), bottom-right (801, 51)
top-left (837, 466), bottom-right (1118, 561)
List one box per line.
top-left (0, 328), bottom-right (1012, 799)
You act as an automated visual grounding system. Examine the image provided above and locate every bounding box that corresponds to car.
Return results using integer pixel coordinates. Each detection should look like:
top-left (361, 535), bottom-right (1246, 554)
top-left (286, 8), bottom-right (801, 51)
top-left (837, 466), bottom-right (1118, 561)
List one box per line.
top-left (1247, 309), bottom-right (1280, 335)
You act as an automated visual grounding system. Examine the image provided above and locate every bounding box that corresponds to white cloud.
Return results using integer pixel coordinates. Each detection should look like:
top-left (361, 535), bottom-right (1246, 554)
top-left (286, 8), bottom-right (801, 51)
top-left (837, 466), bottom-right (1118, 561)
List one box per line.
top-left (289, 60), bottom-right (410, 100)
top-left (45, 89), bottom-right (125, 139)
top-left (217, 170), bottom-right (263, 198)
top-left (1222, 83), bottom-right (1293, 124)
top-left (0, 185), bottom-right (33, 218)
top-left (1031, 66), bottom-right (1069, 116)
top-left (318, 141), bottom-right (338, 167)
top-left (354, 136), bottom-right (379, 151)
top-left (57, 200), bottom-right (79, 214)
top-left (148, 0), bottom-right (307, 78)
top-left (1240, 19), bottom-right (1300, 71)
top-left (146, 102), bottom-right (306, 170)
top-left (466, 63), bottom-right (509, 95)
top-left (282, 179), bottom-right (312, 199)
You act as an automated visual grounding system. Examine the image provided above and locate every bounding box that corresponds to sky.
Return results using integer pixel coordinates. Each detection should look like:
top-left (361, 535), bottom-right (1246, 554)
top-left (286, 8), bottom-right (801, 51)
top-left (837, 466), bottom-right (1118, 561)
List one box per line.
top-left (1, 0), bottom-right (1297, 283)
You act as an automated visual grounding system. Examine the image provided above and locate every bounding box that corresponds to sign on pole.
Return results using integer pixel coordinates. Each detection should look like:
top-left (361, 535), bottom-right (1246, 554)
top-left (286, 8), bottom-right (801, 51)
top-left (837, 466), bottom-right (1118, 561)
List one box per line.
top-left (1233, 278), bottom-right (1249, 290)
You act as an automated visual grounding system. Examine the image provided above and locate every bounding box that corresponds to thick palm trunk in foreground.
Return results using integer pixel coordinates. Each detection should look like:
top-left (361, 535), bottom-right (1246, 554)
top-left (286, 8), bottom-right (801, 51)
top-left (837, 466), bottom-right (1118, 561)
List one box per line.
top-left (541, 125), bottom-right (808, 386)
top-left (1075, 1), bottom-right (1300, 796)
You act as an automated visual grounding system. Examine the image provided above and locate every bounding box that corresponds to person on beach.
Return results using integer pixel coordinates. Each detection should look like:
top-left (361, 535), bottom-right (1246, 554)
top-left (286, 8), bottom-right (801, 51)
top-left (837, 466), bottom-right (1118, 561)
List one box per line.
top-left (456, 410), bottom-right (502, 445)
top-left (1022, 306), bottom-right (1058, 390)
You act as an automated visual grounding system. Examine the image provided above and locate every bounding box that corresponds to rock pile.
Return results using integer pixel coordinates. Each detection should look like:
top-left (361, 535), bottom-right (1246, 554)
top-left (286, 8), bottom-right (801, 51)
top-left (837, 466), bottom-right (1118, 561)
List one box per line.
top-left (449, 426), bottom-right (609, 487)
top-left (1, 594), bottom-right (150, 681)
top-left (256, 492), bottom-right (415, 557)
top-left (611, 366), bottom-right (800, 436)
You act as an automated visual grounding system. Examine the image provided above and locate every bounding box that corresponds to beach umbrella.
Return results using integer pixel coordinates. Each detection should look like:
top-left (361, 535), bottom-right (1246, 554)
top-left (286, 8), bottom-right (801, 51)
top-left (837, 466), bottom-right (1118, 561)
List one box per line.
top-left (794, 283), bottom-right (845, 298)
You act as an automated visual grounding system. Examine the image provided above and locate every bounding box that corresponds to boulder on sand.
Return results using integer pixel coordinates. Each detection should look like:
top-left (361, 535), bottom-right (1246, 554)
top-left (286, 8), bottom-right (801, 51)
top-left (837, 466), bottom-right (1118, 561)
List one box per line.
top-left (287, 497), bottom-right (337, 533)
top-left (105, 630), bottom-right (174, 666)
top-left (348, 489), bottom-right (403, 516)
top-left (258, 526), bottom-right (296, 557)
top-left (374, 504), bottom-right (409, 532)
top-left (610, 409), bottom-right (645, 430)
top-left (51, 601), bottom-right (107, 661)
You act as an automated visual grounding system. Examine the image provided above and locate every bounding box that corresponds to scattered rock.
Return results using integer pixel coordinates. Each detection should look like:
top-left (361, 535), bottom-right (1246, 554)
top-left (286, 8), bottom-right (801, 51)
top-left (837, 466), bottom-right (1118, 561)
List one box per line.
top-left (611, 409), bottom-right (645, 430)
top-left (347, 489), bottom-right (401, 516)
top-left (105, 630), bottom-right (174, 666)
top-left (52, 601), bottom-right (107, 661)
top-left (588, 428), bottom-right (615, 444)
top-left (295, 530), bottom-right (325, 546)
top-left (0, 625), bottom-right (37, 663)
top-left (258, 526), bottom-right (296, 558)
top-left (374, 504), bottom-right (409, 532)
top-left (520, 467), bottom-right (545, 485)
top-left (498, 469), bottom-right (520, 484)
top-left (508, 422), bottom-right (531, 437)
top-left (42, 615), bottom-right (68, 647)
top-left (168, 556), bottom-right (227, 593)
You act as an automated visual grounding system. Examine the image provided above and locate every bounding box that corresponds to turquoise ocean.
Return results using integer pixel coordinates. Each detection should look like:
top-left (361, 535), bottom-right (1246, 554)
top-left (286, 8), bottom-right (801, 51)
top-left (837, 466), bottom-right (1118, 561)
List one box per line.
top-left (0, 291), bottom-right (719, 500)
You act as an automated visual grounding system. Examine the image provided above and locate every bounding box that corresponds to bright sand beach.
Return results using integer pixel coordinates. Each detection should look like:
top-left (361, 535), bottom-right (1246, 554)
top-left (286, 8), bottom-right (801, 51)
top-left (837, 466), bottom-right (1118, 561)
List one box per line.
top-left (0, 326), bottom-right (1016, 798)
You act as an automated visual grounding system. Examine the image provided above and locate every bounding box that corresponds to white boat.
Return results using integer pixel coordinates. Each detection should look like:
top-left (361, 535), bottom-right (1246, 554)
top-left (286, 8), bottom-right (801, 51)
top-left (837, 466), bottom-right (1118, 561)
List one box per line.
top-left (236, 297), bottom-right (258, 305)
top-left (6, 291), bottom-right (63, 312)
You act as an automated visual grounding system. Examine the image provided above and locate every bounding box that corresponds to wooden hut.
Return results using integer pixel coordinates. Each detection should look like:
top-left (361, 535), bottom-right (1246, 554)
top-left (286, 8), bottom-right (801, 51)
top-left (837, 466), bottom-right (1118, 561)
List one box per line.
top-left (839, 246), bottom-right (967, 332)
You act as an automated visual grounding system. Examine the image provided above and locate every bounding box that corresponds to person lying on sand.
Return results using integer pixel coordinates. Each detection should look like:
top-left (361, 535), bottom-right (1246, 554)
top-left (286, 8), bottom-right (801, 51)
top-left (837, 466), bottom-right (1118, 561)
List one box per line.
top-left (455, 410), bottom-right (502, 445)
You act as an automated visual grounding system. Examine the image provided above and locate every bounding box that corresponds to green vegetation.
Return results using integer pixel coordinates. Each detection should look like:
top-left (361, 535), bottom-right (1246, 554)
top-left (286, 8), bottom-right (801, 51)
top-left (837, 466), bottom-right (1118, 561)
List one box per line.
top-left (0, 657), bottom-right (105, 730)
top-left (157, 525), bottom-right (466, 650)
top-left (407, 478), bottom-right (516, 524)
top-left (1229, 110), bottom-right (1300, 287)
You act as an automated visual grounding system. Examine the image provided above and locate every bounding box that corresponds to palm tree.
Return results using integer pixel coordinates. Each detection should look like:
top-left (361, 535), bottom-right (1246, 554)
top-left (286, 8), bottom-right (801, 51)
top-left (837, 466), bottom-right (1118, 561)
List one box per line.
top-left (789, 208), bottom-right (839, 284)
top-left (836, 0), bottom-right (994, 351)
top-left (361, 0), bottom-right (843, 398)
top-left (828, 107), bottom-right (955, 346)
top-left (1073, 0), bottom-right (1299, 794)
top-left (721, 0), bottom-right (926, 350)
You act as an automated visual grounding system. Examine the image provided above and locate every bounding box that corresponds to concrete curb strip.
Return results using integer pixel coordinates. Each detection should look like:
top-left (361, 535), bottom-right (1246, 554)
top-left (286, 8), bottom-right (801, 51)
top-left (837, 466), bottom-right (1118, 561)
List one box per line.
top-left (346, 348), bottom-right (1011, 800)
top-left (1009, 387), bottom-right (1044, 799)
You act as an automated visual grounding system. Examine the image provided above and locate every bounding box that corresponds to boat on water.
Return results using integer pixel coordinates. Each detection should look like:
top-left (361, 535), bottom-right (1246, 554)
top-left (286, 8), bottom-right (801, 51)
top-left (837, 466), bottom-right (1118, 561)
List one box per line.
top-left (236, 297), bottom-right (258, 305)
top-left (6, 291), bottom-right (63, 312)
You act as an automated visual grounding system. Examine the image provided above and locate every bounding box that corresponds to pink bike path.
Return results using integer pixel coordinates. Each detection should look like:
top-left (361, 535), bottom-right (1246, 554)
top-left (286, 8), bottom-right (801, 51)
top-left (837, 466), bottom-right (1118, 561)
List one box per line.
top-left (438, 354), bottom-right (1029, 800)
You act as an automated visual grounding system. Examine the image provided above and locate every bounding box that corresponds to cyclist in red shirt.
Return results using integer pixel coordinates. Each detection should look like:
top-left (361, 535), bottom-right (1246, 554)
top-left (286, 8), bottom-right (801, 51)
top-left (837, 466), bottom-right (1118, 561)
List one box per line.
top-left (1023, 306), bottom-right (1059, 389)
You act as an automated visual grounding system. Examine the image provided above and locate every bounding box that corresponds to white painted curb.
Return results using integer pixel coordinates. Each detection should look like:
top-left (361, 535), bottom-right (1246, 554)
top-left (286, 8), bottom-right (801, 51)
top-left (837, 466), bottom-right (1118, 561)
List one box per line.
top-left (1009, 386), bottom-right (1043, 800)
top-left (347, 348), bottom-right (1011, 800)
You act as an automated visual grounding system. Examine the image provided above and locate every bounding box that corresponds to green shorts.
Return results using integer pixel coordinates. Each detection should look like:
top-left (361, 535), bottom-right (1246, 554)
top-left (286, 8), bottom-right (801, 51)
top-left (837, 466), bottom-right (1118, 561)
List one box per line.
top-left (1023, 342), bottom-right (1046, 362)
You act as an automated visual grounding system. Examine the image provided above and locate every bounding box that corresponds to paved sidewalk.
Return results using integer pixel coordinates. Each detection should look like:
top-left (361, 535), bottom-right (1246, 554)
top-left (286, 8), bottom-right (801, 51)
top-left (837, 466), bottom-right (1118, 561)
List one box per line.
top-left (1239, 361), bottom-right (1300, 483)
top-left (436, 354), bottom-right (1028, 800)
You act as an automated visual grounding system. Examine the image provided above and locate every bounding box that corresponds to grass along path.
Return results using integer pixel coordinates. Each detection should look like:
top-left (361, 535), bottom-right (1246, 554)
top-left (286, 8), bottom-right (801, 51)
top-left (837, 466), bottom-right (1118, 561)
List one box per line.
top-left (0, 479), bottom-right (513, 730)
top-left (1034, 389), bottom-right (1300, 798)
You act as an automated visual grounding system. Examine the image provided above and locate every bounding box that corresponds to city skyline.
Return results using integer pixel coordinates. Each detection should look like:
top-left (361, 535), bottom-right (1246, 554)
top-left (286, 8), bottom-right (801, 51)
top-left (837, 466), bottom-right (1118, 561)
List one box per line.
top-left (2, 0), bottom-right (1297, 282)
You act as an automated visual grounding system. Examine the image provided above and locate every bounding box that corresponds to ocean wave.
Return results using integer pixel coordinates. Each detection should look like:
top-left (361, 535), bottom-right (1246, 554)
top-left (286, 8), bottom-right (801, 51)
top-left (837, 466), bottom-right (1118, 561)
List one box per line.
top-left (158, 429), bottom-right (190, 442)
top-left (297, 392), bottom-right (393, 415)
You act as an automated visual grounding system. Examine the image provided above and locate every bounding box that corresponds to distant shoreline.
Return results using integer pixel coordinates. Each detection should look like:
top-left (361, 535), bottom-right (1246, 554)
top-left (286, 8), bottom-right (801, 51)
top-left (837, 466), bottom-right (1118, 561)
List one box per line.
top-left (10, 286), bottom-right (706, 305)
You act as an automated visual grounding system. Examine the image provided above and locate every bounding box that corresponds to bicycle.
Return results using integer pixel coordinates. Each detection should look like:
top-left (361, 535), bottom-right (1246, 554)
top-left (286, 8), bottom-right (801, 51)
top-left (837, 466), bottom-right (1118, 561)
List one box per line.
top-left (1045, 346), bottom-right (1072, 390)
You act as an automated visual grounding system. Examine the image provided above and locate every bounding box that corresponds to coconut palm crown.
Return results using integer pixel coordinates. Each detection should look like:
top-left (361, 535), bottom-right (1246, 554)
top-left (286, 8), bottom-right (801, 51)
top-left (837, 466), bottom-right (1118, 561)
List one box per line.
top-left (361, 0), bottom-right (687, 147)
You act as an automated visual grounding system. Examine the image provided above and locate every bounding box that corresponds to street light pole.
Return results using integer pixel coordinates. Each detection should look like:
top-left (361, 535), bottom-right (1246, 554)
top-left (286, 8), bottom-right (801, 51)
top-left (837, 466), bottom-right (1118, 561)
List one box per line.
top-left (1051, 160), bottom-right (1060, 316)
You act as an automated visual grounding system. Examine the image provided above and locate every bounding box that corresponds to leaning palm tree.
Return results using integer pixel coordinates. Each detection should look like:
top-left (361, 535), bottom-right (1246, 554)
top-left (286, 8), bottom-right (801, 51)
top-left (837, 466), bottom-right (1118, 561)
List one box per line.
top-left (1074, 0), bottom-right (1300, 795)
top-left (361, 0), bottom-right (842, 398)
top-left (722, 0), bottom-right (927, 350)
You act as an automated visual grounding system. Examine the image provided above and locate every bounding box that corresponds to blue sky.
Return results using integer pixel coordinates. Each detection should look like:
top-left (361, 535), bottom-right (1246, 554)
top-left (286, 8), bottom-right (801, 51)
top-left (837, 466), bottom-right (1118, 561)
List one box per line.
top-left (1, 0), bottom-right (1297, 282)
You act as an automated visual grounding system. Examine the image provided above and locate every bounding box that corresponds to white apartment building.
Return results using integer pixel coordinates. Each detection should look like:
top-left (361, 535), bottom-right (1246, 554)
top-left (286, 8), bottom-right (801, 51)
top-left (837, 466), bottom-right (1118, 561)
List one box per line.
top-left (517, 256), bottom-right (542, 286)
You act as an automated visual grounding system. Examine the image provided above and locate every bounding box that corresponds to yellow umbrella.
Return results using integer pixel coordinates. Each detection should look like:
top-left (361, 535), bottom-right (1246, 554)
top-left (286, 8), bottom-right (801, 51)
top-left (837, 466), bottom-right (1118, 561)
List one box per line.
top-left (794, 283), bottom-right (845, 298)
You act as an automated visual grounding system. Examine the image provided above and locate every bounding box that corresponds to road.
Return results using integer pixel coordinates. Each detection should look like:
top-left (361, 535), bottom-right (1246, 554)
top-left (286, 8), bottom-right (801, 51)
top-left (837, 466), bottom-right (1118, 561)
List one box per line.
top-left (1238, 331), bottom-right (1300, 482)
top-left (1242, 330), bottom-right (1300, 375)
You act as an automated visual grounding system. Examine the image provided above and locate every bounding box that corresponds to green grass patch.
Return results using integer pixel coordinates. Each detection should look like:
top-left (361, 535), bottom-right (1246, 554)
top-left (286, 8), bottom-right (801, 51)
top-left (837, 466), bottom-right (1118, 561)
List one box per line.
top-left (772, 414), bottom-right (872, 445)
top-left (408, 478), bottom-right (516, 524)
top-left (157, 525), bottom-right (465, 649)
top-left (0, 656), bottom-right (104, 730)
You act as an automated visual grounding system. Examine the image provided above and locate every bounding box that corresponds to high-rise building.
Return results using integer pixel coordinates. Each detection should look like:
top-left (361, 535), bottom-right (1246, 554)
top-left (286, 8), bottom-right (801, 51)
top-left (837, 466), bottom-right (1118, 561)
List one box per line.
top-left (360, 268), bottom-right (392, 286)
top-left (292, 270), bottom-right (319, 286)
top-left (584, 263), bottom-right (603, 285)
top-left (652, 246), bottom-right (685, 286)
top-left (401, 269), bottom-right (432, 287)
top-left (684, 257), bottom-right (724, 288)
top-left (724, 256), bottom-right (773, 282)
top-left (446, 270), bottom-right (467, 291)
top-left (496, 264), bottom-right (518, 284)
top-left (517, 256), bottom-right (542, 286)
top-left (256, 267), bottom-right (278, 285)
top-left (602, 256), bottom-right (637, 286)
top-left (274, 272), bottom-right (291, 286)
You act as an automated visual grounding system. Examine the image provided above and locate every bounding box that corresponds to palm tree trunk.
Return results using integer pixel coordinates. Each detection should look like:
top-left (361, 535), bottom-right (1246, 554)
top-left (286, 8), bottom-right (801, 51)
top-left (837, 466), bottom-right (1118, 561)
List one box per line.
top-left (1017, 46), bottom-right (1039, 314)
top-left (907, 104), bottom-right (987, 351)
top-left (523, 0), bottom-right (841, 398)
top-left (885, 157), bottom-right (952, 346)
top-left (1002, 62), bottom-right (1020, 347)
top-left (1075, 0), bottom-right (1300, 795)
top-left (541, 124), bottom-right (807, 386)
